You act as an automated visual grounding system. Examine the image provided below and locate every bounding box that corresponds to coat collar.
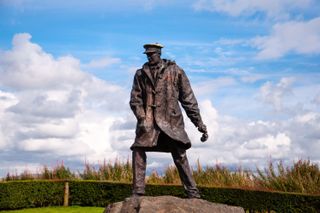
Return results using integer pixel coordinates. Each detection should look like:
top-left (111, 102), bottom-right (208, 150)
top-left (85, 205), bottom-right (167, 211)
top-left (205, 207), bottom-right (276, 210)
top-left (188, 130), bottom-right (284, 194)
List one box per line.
top-left (141, 60), bottom-right (167, 87)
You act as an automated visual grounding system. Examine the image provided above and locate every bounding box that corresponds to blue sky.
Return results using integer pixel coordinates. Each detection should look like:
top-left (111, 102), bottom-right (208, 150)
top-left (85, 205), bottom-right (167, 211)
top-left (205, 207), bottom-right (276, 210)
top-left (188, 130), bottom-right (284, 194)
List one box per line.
top-left (0, 0), bottom-right (320, 177)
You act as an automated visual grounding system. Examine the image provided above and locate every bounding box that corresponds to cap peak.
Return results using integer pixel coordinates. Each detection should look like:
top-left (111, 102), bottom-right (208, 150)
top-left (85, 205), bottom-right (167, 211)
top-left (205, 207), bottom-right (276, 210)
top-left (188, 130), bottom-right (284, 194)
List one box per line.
top-left (143, 43), bottom-right (164, 54)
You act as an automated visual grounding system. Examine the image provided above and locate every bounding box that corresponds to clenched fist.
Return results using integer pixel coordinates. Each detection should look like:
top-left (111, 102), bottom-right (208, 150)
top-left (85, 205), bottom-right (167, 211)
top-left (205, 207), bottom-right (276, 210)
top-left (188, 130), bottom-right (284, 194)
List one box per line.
top-left (197, 123), bottom-right (208, 142)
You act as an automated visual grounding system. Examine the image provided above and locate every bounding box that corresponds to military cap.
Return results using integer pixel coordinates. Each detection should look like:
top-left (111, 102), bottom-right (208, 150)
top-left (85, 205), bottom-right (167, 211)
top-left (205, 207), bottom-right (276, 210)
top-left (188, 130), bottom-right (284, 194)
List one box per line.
top-left (143, 43), bottom-right (164, 54)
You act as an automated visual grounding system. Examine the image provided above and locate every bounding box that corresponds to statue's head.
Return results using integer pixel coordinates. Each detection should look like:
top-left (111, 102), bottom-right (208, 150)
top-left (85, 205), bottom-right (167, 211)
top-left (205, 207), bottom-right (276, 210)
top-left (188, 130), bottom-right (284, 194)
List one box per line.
top-left (143, 43), bottom-right (163, 65)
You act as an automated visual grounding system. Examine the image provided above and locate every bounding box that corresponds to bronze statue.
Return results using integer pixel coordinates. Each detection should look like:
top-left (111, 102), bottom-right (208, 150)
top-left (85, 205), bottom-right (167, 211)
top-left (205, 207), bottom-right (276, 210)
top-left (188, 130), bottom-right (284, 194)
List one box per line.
top-left (129, 43), bottom-right (208, 198)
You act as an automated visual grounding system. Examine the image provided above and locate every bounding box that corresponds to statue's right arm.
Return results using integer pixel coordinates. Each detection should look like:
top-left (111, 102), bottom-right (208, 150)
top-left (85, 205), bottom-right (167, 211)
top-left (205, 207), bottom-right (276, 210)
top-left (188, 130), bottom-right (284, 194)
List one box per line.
top-left (129, 71), bottom-right (146, 121)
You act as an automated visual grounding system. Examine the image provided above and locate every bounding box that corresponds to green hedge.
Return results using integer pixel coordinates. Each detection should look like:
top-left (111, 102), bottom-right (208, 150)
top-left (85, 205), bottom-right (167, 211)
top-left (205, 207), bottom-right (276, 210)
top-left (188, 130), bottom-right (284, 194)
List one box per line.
top-left (69, 181), bottom-right (132, 206)
top-left (200, 187), bottom-right (320, 213)
top-left (1, 180), bottom-right (319, 212)
top-left (0, 180), bottom-right (64, 210)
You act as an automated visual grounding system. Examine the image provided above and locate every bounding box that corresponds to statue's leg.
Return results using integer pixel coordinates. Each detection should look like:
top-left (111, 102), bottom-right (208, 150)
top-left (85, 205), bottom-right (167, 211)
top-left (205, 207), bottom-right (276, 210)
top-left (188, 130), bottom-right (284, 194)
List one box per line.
top-left (171, 147), bottom-right (200, 198)
top-left (132, 148), bottom-right (147, 195)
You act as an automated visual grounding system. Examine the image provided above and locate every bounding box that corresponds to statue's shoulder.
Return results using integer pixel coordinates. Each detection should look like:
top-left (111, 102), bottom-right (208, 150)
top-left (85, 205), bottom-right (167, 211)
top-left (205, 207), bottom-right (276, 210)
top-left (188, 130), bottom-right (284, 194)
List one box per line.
top-left (164, 59), bottom-right (183, 75)
top-left (164, 59), bottom-right (181, 70)
top-left (164, 59), bottom-right (176, 67)
top-left (133, 69), bottom-right (142, 78)
top-left (135, 63), bottom-right (148, 76)
top-left (136, 68), bottom-right (143, 75)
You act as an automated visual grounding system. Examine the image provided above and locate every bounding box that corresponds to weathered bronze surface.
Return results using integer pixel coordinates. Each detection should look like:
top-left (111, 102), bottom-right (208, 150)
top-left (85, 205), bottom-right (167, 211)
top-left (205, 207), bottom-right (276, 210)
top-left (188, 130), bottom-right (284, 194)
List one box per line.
top-left (129, 43), bottom-right (208, 198)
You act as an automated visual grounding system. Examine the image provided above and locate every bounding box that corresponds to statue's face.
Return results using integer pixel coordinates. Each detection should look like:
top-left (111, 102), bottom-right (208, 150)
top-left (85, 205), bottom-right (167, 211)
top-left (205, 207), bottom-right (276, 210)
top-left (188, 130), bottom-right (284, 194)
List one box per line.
top-left (146, 52), bottom-right (161, 65)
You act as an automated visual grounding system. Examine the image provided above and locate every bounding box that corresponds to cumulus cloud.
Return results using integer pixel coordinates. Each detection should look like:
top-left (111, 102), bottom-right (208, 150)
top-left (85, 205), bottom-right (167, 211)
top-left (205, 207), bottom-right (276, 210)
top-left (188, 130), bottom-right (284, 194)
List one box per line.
top-left (0, 33), bottom-right (128, 176)
top-left (0, 128), bottom-right (6, 149)
top-left (252, 17), bottom-right (320, 59)
top-left (0, 33), bottom-right (87, 90)
top-left (184, 75), bottom-right (320, 169)
top-left (1, 33), bottom-right (320, 177)
top-left (194, 77), bottom-right (237, 96)
top-left (193, 0), bottom-right (312, 19)
top-left (82, 56), bottom-right (121, 70)
top-left (259, 77), bottom-right (295, 111)
top-left (187, 110), bottom-right (318, 169)
top-left (239, 133), bottom-right (291, 159)
top-left (312, 92), bottom-right (320, 106)
top-left (185, 100), bottom-right (219, 146)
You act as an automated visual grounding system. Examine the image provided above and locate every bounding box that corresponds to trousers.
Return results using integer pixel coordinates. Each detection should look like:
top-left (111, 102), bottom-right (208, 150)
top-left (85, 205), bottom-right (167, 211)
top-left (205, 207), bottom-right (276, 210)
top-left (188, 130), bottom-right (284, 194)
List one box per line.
top-left (132, 133), bottom-right (200, 198)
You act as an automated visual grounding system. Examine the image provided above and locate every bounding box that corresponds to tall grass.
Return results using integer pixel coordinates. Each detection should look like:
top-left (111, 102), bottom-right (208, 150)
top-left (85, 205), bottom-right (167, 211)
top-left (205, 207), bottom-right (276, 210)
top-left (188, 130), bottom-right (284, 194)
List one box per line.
top-left (80, 158), bottom-right (132, 182)
top-left (2, 159), bottom-right (319, 195)
top-left (192, 160), bottom-right (254, 188)
top-left (5, 162), bottom-right (75, 181)
top-left (254, 159), bottom-right (320, 194)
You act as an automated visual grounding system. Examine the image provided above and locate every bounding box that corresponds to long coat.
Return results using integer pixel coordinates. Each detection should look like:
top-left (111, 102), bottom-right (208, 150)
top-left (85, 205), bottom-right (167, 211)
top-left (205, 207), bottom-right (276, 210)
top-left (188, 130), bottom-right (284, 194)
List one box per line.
top-left (129, 59), bottom-right (203, 150)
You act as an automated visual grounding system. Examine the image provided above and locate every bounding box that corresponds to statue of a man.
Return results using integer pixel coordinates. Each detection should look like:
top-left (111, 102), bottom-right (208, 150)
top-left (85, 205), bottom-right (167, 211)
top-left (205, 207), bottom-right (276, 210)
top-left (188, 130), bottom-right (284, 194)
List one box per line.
top-left (129, 43), bottom-right (208, 198)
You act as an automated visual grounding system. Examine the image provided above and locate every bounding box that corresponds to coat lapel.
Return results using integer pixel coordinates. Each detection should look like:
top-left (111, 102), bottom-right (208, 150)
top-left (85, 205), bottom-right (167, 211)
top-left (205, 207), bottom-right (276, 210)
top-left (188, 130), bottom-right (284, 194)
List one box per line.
top-left (142, 63), bottom-right (155, 88)
top-left (142, 61), bottom-right (167, 88)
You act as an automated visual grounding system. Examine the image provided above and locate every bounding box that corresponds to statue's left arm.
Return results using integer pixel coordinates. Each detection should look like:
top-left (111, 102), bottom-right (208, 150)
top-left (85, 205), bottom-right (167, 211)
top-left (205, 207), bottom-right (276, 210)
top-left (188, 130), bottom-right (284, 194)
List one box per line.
top-left (177, 67), bottom-right (206, 132)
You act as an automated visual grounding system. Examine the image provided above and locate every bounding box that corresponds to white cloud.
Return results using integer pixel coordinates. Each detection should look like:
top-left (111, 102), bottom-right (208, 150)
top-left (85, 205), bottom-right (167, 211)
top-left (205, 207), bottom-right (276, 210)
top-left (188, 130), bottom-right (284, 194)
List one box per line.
top-left (0, 33), bottom-right (87, 90)
top-left (259, 77), bottom-right (295, 111)
top-left (185, 100), bottom-right (219, 146)
top-left (312, 92), bottom-right (320, 106)
top-left (0, 161), bottom-right (43, 177)
top-left (239, 133), bottom-right (291, 159)
top-left (0, 33), bottom-right (128, 175)
top-left (294, 112), bottom-right (318, 123)
top-left (0, 128), bottom-right (5, 149)
top-left (194, 77), bottom-right (237, 96)
top-left (193, 0), bottom-right (313, 19)
top-left (82, 56), bottom-right (121, 70)
top-left (252, 17), bottom-right (320, 59)
top-left (184, 81), bottom-right (320, 167)
top-left (187, 108), bottom-right (317, 168)
top-left (1, 33), bottom-right (320, 177)
top-left (240, 74), bottom-right (265, 83)
top-left (213, 38), bottom-right (249, 46)
top-left (147, 161), bottom-right (162, 169)
top-left (0, 91), bottom-right (18, 112)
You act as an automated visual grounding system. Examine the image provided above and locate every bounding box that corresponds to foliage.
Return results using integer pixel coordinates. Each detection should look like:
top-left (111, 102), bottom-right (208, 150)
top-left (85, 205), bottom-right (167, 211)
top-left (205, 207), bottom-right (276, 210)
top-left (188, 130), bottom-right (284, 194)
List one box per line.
top-left (200, 186), bottom-right (320, 213)
top-left (162, 165), bottom-right (181, 184)
top-left (193, 159), bottom-right (254, 188)
top-left (146, 170), bottom-right (163, 185)
top-left (0, 180), bottom-right (319, 212)
top-left (69, 181), bottom-right (132, 206)
top-left (98, 158), bottom-right (132, 182)
top-left (0, 180), bottom-right (64, 210)
top-left (0, 206), bottom-right (104, 213)
top-left (2, 159), bottom-right (320, 195)
top-left (1, 159), bottom-right (319, 212)
top-left (254, 160), bottom-right (320, 194)
top-left (5, 162), bottom-right (75, 181)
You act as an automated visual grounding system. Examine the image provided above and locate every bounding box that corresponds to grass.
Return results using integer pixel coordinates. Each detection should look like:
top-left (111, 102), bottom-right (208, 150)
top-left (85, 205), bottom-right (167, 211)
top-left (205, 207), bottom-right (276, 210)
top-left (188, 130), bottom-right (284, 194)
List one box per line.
top-left (3, 159), bottom-right (320, 195)
top-left (0, 206), bottom-right (105, 213)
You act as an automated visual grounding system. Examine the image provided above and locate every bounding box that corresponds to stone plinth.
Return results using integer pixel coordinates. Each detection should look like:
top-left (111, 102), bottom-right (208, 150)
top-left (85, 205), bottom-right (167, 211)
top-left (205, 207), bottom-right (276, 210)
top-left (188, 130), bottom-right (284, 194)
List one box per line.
top-left (104, 196), bottom-right (245, 213)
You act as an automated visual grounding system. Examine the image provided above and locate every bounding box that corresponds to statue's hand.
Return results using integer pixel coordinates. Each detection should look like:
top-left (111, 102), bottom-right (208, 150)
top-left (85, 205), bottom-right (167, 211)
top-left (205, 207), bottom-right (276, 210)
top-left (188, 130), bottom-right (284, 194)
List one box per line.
top-left (198, 123), bottom-right (208, 142)
top-left (197, 123), bottom-right (207, 134)
top-left (201, 133), bottom-right (208, 142)
top-left (138, 119), bottom-right (152, 132)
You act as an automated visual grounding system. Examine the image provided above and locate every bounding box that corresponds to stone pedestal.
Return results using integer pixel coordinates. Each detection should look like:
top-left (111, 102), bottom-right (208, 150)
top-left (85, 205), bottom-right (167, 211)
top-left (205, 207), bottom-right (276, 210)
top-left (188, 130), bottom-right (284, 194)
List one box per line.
top-left (104, 196), bottom-right (245, 213)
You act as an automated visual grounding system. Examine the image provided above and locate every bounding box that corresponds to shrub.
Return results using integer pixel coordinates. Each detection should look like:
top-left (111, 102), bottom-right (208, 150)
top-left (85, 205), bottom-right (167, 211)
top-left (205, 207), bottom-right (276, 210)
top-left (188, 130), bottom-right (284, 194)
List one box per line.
top-left (0, 180), bottom-right (319, 212)
top-left (254, 160), bottom-right (320, 194)
top-left (2, 159), bottom-right (320, 195)
top-left (0, 180), bottom-right (64, 210)
top-left (69, 181), bottom-right (132, 206)
top-left (146, 170), bottom-right (163, 184)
